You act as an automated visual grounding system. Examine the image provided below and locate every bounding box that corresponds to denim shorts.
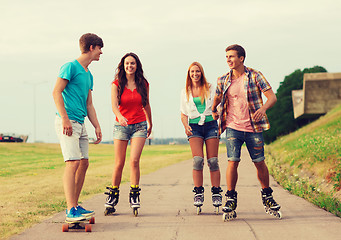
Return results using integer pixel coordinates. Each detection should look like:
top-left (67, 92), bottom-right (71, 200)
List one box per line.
top-left (188, 120), bottom-right (219, 141)
top-left (55, 115), bottom-right (89, 162)
top-left (113, 121), bottom-right (148, 140)
top-left (225, 127), bottom-right (265, 163)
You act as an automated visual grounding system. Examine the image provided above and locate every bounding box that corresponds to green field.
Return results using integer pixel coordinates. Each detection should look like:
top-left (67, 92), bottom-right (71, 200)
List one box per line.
top-left (0, 143), bottom-right (225, 239)
top-left (2, 103), bottom-right (341, 239)
top-left (266, 104), bottom-right (341, 217)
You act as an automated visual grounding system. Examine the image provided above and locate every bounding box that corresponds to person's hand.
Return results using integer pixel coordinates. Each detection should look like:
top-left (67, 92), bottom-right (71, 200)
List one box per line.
top-left (118, 116), bottom-right (128, 126)
top-left (254, 107), bottom-right (266, 122)
top-left (147, 124), bottom-right (152, 138)
top-left (185, 125), bottom-right (193, 136)
top-left (212, 111), bottom-right (219, 120)
top-left (62, 118), bottom-right (73, 136)
top-left (93, 127), bottom-right (102, 144)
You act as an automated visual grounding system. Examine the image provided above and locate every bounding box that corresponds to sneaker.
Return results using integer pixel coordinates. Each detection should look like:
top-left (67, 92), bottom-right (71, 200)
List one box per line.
top-left (66, 207), bottom-right (86, 222)
top-left (77, 205), bottom-right (95, 217)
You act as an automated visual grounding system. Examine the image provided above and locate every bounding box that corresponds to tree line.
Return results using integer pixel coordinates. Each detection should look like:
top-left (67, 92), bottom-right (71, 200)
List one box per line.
top-left (264, 65), bottom-right (327, 143)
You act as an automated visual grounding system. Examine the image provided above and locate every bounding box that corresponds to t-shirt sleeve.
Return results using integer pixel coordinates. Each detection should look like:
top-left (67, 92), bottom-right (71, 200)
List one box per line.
top-left (90, 72), bottom-right (94, 91)
top-left (215, 75), bottom-right (225, 98)
top-left (58, 62), bottom-right (73, 81)
top-left (256, 71), bottom-right (272, 92)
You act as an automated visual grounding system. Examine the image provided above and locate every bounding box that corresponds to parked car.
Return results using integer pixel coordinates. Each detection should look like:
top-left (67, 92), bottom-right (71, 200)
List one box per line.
top-left (0, 135), bottom-right (24, 142)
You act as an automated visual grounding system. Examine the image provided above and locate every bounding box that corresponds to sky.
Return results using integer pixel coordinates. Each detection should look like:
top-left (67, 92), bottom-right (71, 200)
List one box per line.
top-left (1, 0), bottom-right (340, 143)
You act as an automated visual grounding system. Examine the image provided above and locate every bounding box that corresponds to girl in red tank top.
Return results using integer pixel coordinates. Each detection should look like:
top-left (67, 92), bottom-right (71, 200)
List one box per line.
top-left (105, 53), bottom-right (152, 215)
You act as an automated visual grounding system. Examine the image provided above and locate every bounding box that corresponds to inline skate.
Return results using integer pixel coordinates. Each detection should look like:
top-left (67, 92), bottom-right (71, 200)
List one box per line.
top-left (104, 186), bottom-right (119, 216)
top-left (193, 186), bottom-right (204, 215)
top-left (222, 190), bottom-right (237, 221)
top-left (261, 187), bottom-right (282, 219)
top-left (130, 186), bottom-right (141, 217)
top-left (211, 186), bottom-right (223, 214)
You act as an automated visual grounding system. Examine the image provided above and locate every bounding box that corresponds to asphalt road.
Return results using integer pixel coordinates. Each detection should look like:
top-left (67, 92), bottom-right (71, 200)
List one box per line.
top-left (11, 148), bottom-right (341, 240)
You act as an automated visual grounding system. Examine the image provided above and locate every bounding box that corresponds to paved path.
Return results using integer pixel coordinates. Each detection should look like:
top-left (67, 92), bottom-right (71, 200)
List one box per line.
top-left (11, 148), bottom-right (341, 240)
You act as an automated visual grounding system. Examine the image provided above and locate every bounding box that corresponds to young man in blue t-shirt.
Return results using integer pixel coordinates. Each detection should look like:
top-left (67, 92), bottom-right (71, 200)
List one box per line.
top-left (53, 33), bottom-right (103, 221)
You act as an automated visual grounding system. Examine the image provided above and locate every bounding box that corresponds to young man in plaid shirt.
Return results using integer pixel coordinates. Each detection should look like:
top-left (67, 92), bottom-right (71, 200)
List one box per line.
top-left (212, 44), bottom-right (281, 220)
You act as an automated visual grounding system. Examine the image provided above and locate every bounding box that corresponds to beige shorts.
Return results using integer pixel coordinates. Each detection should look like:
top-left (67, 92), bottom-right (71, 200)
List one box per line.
top-left (55, 116), bottom-right (89, 161)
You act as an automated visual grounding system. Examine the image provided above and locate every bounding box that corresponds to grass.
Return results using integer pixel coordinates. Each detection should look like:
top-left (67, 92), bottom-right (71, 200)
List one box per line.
top-left (0, 142), bottom-right (226, 239)
top-left (265, 104), bottom-right (341, 217)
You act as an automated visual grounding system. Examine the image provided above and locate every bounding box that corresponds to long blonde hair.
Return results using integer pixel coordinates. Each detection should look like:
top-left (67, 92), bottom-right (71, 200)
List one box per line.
top-left (185, 62), bottom-right (209, 103)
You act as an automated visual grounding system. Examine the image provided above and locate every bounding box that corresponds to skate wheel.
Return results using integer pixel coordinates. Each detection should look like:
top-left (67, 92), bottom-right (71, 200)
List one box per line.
top-left (62, 224), bottom-right (69, 232)
top-left (104, 209), bottom-right (109, 216)
top-left (264, 206), bottom-right (270, 214)
top-left (134, 208), bottom-right (138, 217)
top-left (104, 208), bottom-right (115, 216)
top-left (196, 207), bottom-right (201, 215)
top-left (222, 211), bottom-right (236, 221)
top-left (275, 211), bottom-right (282, 219)
top-left (89, 217), bottom-right (95, 224)
top-left (85, 224), bottom-right (92, 232)
top-left (215, 207), bottom-right (219, 215)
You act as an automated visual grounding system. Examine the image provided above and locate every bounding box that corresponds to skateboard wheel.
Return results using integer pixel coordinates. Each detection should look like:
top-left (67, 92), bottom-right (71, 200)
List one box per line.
top-left (85, 224), bottom-right (92, 232)
top-left (62, 224), bottom-right (69, 232)
top-left (89, 217), bottom-right (95, 224)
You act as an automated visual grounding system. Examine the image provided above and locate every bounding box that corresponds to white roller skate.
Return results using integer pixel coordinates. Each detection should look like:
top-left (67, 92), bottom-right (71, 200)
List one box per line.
top-left (211, 186), bottom-right (223, 214)
top-left (193, 186), bottom-right (204, 215)
top-left (130, 186), bottom-right (141, 217)
top-left (104, 186), bottom-right (119, 216)
top-left (261, 187), bottom-right (282, 219)
top-left (222, 190), bottom-right (237, 221)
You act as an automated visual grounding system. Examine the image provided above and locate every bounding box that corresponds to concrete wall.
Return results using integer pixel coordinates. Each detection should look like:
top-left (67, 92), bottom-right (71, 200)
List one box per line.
top-left (292, 72), bottom-right (341, 119)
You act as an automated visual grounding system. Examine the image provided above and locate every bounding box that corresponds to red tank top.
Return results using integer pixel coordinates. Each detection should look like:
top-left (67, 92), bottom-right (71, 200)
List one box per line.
top-left (113, 80), bottom-right (148, 124)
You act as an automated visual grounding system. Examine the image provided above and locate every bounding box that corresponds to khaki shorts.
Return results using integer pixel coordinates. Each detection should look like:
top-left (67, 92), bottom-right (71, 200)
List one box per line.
top-left (55, 116), bottom-right (89, 161)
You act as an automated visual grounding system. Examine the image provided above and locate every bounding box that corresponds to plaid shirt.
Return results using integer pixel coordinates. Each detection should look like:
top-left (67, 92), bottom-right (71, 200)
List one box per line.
top-left (215, 66), bottom-right (272, 134)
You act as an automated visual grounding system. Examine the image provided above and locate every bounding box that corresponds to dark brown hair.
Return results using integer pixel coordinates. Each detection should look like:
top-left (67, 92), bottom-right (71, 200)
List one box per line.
top-left (79, 33), bottom-right (103, 53)
top-left (225, 44), bottom-right (246, 62)
top-left (115, 52), bottom-right (148, 107)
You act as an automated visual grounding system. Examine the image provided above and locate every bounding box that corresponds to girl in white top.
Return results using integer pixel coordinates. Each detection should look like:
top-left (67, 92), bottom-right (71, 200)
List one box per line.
top-left (180, 62), bottom-right (222, 213)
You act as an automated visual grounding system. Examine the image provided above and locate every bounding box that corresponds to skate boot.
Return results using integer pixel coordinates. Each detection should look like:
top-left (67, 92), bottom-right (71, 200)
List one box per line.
top-left (104, 186), bottom-right (119, 216)
top-left (193, 186), bottom-right (204, 215)
top-left (211, 186), bottom-right (223, 214)
top-left (130, 186), bottom-right (141, 217)
top-left (222, 190), bottom-right (237, 221)
top-left (261, 187), bottom-right (282, 219)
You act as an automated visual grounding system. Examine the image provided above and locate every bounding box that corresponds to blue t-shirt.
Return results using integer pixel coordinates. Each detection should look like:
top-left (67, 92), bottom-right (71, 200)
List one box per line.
top-left (57, 59), bottom-right (93, 124)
